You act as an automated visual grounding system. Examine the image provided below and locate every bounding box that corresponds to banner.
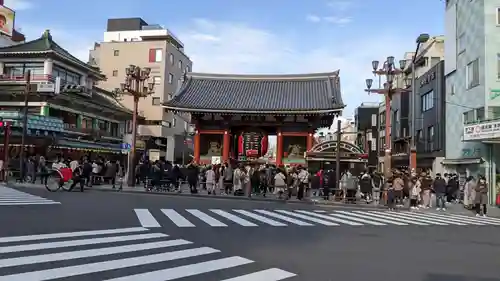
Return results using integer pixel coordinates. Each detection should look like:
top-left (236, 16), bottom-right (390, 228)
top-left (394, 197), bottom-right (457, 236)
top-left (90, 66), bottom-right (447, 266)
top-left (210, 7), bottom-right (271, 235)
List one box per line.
top-left (0, 5), bottom-right (14, 37)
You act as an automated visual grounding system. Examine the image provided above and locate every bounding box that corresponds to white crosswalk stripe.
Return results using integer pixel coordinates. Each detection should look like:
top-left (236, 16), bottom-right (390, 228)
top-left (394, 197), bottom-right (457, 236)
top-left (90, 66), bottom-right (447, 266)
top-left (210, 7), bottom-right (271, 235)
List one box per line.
top-left (0, 186), bottom-right (59, 206)
top-left (0, 227), bottom-right (296, 280)
top-left (133, 208), bottom-right (500, 228)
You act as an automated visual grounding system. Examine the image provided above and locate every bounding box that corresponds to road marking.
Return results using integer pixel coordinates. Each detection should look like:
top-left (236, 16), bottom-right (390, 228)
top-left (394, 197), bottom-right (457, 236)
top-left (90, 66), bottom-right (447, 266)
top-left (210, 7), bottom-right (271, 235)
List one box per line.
top-left (275, 210), bottom-right (339, 226)
top-left (134, 209), bottom-right (160, 228)
top-left (104, 256), bottom-right (253, 281)
top-left (314, 210), bottom-right (327, 213)
top-left (442, 213), bottom-right (500, 224)
top-left (0, 227), bottom-right (148, 243)
top-left (396, 212), bottom-right (467, 225)
top-left (233, 209), bottom-right (287, 226)
top-left (356, 211), bottom-right (428, 225)
top-left (419, 213), bottom-right (490, 225)
top-left (0, 239), bottom-right (192, 268)
top-left (327, 213), bottom-right (386, 225)
top-left (186, 209), bottom-right (228, 227)
top-left (220, 268), bottom-right (297, 281)
top-left (295, 210), bottom-right (367, 226)
top-left (0, 202), bottom-right (60, 205)
top-left (161, 209), bottom-right (195, 227)
top-left (384, 212), bottom-right (449, 225)
top-left (0, 247), bottom-right (220, 281)
top-left (369, 211), bottom-right (440, 225)
top-left (254, 210), bottom-right (313, 226)
top-left (0, 233), bottom-right (167, 253)
top-left (337, 211), bottom-right (408, 225)
top-left (209, 209), bottom-right (258, 226)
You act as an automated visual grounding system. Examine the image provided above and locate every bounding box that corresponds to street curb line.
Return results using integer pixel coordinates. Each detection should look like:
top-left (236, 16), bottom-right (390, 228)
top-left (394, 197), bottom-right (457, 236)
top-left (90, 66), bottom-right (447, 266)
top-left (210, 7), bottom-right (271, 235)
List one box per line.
top-left (86, 186), bottom-right (388, 209)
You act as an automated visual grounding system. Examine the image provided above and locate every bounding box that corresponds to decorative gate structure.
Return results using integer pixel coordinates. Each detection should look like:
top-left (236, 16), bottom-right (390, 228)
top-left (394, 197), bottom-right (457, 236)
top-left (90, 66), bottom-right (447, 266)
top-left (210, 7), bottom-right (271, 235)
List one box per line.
top-left (306, 140), bottom-right (367, 163)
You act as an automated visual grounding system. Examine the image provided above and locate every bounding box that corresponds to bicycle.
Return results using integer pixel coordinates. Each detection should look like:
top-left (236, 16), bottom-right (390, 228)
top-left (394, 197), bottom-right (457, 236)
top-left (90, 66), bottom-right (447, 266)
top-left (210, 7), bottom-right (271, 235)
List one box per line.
top-left (45, 167), bottom-right (74, 192)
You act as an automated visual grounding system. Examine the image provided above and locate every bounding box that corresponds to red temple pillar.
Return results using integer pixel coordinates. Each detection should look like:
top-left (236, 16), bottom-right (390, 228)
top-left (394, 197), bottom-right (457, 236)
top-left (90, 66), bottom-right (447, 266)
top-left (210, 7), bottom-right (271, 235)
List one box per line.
top-left (276, 130), bottom-right (283, 166)
top-left (222, 130), bottom-right (230, 163)
top-left (306, 132), bottom-right (313, 151)
top-left (193, 130), bottom-right (200, 164)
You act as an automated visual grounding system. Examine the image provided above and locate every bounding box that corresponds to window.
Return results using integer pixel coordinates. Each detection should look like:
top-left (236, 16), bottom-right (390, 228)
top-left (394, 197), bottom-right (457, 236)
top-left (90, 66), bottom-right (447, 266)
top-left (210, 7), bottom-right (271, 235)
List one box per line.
top-left (168, 73), bottom-right (174, 84)
top-left (431, 57), bottom-right (441, 67)
top-left (4, 63), bottom-right (44, 77)
top-left (416, 130), bottom-right (421, 145)
top-left (149, 48), bottom-right (162, 62)
top-left (427, 126), bottom-right (434, 151)
top-left (169, 53), bottom-right (174, 65)
top-left (112, 70), bottom-right (118, 77)
top-left (463, 110), bottom-right (474, 124)
top-left (457, 33), bottom-right (465, 54)
top-left (153, 76), bottom-right (161, 84)
top-left (421, 90), bottom-right (434, 112)
top-left (178, 60), bottom-right (182, 69)
top-left (152, 97), bottom-right (161, 105)
top-left (113, 50), bottom-right (119, 56)
top-left (466, 59), bottom-right (479, 89)
top-left (476, 107), bottom-right (485, 121)
top-left (52, 66), bottom-right (81, 85)
top-left (497, 54), bottom-right (500, 79)
top-left (496, 7), bottom-right (500, 25)
top-left (185, 66), bottom-right (190, 73)
top-left (172, 117), bottom-right (177, 127)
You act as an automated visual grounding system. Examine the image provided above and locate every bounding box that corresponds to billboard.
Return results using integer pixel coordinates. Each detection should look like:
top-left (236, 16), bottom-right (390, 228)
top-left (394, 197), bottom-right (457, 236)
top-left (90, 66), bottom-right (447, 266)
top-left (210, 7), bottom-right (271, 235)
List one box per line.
top-left (0, 5), bottom-right (14, 37)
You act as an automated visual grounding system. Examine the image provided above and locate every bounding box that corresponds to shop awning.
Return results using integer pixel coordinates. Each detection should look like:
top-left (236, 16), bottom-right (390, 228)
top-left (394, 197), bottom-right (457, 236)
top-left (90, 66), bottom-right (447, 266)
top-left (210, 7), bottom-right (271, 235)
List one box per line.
top-left (54, 139), bottom-right (123, 154)
top-left (441, 158), bottom-right (484, 165)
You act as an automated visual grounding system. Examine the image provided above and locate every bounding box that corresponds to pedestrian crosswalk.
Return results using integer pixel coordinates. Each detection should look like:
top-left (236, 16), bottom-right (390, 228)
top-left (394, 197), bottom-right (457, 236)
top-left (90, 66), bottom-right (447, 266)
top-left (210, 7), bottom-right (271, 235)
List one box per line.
top-left (0, 186), bottom-right (60, 206)
top-left (134, 208), bottom-right (500, 228)
top-left (0, 227), bottom-right (296, 280)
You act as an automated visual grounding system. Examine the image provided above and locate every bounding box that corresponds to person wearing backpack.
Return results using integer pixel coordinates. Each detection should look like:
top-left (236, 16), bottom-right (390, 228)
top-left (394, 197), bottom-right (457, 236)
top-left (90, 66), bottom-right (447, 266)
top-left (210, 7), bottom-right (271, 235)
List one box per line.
top-left (297, 166), bottom-right (309, 200)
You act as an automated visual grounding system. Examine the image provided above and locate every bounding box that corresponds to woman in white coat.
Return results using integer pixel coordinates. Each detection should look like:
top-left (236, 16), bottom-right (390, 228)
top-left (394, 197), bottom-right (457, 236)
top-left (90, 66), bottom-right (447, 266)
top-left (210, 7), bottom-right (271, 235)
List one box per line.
top-left (463, 176), bottom-right (474, 209)
top-left (205, 165), bottom-right (216, 195)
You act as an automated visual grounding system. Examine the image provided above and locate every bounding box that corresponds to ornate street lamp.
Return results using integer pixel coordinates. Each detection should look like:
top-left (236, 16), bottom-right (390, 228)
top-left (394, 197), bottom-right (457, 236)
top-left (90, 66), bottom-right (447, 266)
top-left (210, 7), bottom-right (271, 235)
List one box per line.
top-left (365, 57), bottom-right (408, 178)
top-left (115, 65), bottom-right (155, 186)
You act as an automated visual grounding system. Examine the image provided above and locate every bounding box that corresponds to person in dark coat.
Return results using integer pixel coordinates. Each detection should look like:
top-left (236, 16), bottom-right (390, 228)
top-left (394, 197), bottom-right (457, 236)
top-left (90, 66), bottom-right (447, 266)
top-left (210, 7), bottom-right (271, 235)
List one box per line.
top-left (186, 163), bottom-right (199, 193)
top-left (433, 173), bottom-right (447, 210)
top-left (324, 169), bottom-right (336, 200)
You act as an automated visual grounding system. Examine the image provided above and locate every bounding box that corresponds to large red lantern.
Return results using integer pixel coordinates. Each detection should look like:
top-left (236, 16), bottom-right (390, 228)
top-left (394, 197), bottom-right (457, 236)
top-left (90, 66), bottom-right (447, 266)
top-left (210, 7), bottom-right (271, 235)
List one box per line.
top-left (237, 132), bottom-right (268, 157)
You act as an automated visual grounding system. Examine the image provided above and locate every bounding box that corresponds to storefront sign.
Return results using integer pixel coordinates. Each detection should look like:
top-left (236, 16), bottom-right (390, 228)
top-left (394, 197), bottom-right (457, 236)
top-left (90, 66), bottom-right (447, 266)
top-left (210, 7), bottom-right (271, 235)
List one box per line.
top-left (420, 71), bottom-right (436, 88)
top-left (463, 120), bottom-right (500, 140)
top-left (489, 89), bottom-right (500, 100)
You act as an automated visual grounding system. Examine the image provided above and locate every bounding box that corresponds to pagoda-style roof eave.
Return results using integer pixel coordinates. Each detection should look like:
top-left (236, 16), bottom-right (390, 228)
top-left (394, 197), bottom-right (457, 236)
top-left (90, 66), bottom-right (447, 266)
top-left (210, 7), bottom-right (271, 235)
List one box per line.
top-left (162, 104), bottom-right (345, 115)
top-left (186, 70), bottom-right (340, 80)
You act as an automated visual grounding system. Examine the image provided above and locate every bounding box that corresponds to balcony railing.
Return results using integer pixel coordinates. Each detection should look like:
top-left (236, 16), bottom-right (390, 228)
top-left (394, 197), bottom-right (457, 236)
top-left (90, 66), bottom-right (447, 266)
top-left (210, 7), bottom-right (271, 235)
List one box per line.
top-left (0, 74), bottom-right (55, 82)
top-left (63, 123), bottom-right (121, 139)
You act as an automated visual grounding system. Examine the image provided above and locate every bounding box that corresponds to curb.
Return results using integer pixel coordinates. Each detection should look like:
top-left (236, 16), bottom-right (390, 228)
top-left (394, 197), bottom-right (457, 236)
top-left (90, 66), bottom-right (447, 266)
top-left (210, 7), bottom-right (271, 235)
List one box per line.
top-left (5, 182), bottom-right (387, 210)
top-left (88, 186), bottom-right (388, 209)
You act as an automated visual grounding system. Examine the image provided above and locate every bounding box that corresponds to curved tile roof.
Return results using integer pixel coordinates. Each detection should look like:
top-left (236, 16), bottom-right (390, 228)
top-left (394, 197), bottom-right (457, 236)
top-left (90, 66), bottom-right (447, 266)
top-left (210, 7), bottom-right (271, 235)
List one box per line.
top-left (164, 71), bottom-right (344, 114)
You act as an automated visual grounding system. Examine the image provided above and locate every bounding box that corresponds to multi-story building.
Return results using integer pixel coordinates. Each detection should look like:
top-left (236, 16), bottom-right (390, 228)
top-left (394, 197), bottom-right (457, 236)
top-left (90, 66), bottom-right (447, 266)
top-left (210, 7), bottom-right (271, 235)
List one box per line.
top-left (89, 18), bottom-right (193, 163)
top-left (0, 30), bottom-right (135, 161)
top-left (413, 61), bottom-right (446, 173)
top-left (354, 103), bottom-right (378, 167)
top-left (444, 0), bottom-right (500, 203)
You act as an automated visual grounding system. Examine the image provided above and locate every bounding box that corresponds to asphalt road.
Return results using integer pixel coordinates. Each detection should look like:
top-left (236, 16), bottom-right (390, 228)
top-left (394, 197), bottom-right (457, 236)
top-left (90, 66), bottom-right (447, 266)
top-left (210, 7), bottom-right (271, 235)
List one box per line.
top-left (0, 185), bottom-right (499, 281)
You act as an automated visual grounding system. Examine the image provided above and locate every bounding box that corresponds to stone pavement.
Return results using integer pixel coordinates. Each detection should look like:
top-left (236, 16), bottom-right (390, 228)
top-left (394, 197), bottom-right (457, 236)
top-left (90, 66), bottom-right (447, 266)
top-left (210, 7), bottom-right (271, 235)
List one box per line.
top-left (5, 181), bottom-right (382, 208)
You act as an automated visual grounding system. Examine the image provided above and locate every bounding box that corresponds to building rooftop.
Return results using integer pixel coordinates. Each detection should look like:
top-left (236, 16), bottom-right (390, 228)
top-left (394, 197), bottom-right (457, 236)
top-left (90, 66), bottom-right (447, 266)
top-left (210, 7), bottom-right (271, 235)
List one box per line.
top-left (0, 30), bottom-right (104, 78)
top-left (163, 71), bottom-right (344, 115)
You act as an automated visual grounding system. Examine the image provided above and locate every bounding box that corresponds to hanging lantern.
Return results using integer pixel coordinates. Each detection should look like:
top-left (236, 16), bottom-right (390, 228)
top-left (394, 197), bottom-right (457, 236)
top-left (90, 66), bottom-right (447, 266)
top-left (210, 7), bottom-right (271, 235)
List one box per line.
top-left (238, 134), bottom-right (244, 156)
top-left (261, 135), bottom-right (268, 155)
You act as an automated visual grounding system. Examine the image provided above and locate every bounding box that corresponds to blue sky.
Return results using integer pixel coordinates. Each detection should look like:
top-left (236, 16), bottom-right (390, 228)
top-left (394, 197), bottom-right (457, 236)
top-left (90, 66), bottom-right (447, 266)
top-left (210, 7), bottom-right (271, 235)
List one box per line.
top-left (6, 0), bottom-right (445, 116)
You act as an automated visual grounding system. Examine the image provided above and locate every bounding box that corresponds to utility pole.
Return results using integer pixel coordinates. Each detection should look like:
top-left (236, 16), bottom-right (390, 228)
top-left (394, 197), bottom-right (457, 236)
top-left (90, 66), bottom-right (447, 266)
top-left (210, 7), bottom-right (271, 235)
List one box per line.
top-left (335, 119), bottom-right (341, 192)
top-left (19, 70), bottom-right (31, 182)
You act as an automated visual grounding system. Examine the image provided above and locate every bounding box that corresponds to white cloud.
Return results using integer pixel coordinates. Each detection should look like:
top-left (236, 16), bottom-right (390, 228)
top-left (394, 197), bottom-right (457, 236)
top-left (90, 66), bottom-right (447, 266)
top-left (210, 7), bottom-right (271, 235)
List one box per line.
top-left (306, 14), bottom-right (322, 23)
top-left (174, 19), bottom-right (416, 115)
top-left (306, 14), bottom-right (351, 24)
top-left (17, 18), bottom-right (416, 116)
top-left (3, 0), bottom-right (33, 10)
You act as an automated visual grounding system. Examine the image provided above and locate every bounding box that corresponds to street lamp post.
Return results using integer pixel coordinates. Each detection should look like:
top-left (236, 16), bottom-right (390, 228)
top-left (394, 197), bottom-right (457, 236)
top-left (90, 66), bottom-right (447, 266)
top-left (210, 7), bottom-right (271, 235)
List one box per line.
top-left (365, 57), bottom-right (408, 178)
top-left (409, 33), bottom-right (430, 173)
top-left (115, 65), bottom-right (155, 186)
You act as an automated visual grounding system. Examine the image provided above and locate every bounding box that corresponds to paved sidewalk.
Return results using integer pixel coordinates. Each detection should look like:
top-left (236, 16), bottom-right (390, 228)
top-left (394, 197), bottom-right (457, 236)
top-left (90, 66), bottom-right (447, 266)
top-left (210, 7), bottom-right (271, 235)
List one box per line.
top-left (5, 181), bottom-right (387, 209)
top-left (416, 202), bottom-right (500, 218)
